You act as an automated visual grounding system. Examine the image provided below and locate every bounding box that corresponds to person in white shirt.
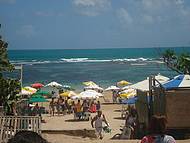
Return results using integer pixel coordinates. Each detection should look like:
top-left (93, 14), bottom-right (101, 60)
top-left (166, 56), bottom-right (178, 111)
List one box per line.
top-left (91, 110), bottom-right (109, 139)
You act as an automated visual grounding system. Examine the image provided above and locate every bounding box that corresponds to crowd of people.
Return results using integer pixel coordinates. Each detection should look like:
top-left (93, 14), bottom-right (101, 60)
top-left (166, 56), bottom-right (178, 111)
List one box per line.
top-left (49, 97), bottom-right (101, 120)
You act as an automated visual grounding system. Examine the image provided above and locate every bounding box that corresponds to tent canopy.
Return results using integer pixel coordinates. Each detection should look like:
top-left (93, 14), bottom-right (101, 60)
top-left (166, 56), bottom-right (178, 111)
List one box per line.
top-left (162, 74), bottom-right (190, 90)
top-left (131, 74), bottom-right (169, 92)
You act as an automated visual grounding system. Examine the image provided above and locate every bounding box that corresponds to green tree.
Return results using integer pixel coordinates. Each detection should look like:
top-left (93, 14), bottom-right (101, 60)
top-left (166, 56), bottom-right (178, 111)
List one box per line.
top-left (162, 49), bottom-right (190, 74)
top-left (0, 25), bottom-right (21, 115)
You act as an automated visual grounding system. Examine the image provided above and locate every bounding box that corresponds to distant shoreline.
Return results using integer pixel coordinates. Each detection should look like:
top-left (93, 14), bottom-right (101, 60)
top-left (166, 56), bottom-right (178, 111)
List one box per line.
top-left (8, 46), bottom-right (190, 51)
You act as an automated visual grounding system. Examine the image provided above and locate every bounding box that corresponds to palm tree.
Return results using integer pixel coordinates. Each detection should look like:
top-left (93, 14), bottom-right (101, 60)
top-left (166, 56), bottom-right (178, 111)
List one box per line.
top-left (177, 53), bottom-right (190, 74)
top-left (162, 49), bottom-right (190, 74)
top-left (0, 25), bottom-right (20, 115)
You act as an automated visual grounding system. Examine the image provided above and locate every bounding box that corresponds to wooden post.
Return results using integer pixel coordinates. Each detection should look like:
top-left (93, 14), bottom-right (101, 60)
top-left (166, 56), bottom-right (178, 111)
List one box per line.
top-left (148, 76), bottom-right (153, 121)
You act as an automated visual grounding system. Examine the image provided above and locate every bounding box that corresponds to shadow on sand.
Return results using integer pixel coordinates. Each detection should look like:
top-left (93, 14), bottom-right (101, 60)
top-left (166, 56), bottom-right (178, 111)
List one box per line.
top-left (42, 129), bottom-right (96, 139)
top-left (114, 109), bottom-right (122, 112)
top-left (65, 119), bottom-right (89, 122)
top-left (113, 117), bottom-right (125, 120)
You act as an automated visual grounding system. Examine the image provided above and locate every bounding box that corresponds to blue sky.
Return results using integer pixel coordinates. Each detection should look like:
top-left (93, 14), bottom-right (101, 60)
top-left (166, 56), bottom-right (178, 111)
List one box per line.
top-left (0, 0), bottom-right (190, 49)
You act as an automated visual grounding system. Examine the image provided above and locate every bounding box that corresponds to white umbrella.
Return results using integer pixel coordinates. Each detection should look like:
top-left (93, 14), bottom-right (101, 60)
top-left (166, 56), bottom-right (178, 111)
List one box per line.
top-left (84, 85), bottom-right (103, 90)
top-left (19, 89), bottom-right (34, 95)
top-left (119, 88), bottom-right (135, 94)
top-left (105, 86), bottom-right (120, 91)
top-left (122, 85), bottom-right (131, 90)
top-left (131, 74), bottom-right (169, 92)
top-left (71, 90), bottom-right (102, 100)
top-left (46, 81), bottom-right (62, 87)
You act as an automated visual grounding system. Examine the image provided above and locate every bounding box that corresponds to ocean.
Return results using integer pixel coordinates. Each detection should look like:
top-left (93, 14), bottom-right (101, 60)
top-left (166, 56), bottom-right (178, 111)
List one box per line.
top-left (7, 47), bottom-right (190, 91)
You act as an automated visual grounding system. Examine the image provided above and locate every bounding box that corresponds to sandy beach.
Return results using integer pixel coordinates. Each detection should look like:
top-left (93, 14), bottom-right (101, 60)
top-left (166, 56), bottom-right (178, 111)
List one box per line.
top-left (40, 92), bottom-right (190, 143)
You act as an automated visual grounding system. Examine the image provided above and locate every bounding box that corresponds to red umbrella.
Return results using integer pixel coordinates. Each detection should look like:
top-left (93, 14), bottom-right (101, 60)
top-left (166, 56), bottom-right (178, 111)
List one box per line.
top-left (31, 83), bottom-right (44, 89)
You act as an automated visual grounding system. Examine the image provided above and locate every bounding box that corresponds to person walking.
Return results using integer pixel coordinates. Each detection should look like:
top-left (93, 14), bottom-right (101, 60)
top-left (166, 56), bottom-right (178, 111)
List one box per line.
top-left (91, 110), bottom-right (109, 139)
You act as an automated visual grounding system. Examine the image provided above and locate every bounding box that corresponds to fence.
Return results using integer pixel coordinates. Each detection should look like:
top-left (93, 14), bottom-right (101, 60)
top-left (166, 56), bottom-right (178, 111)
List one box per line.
top-left (0, 116), bottom-right (41, 143)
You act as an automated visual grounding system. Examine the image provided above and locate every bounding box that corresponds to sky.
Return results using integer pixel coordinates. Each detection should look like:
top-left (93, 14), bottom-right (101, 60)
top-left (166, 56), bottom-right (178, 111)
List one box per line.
top-left (0, 0), bottom-right (190, 49)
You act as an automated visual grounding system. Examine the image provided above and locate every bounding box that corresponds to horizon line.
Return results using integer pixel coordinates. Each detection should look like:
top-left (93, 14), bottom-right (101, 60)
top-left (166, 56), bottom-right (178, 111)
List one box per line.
top-left (8, 46), bottom-right (190, 51)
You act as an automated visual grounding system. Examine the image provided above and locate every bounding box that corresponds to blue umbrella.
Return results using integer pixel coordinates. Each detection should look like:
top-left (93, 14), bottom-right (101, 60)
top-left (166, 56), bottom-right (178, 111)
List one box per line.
top-left (121, 96), bottom-right (138, 104)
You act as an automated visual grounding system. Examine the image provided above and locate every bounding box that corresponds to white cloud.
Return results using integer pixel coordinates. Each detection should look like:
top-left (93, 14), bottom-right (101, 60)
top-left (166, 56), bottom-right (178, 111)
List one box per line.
top-left (175, 0), bottom-right (184, 5)
top-left (142, 15), bottom-right (154, 24)
top-left (140, 0), bottom-right (190, 23)
top-left (16, 25), bottom-right (36, 38)
top-left (0, 0), bottom-right (15, 4)
top-left (72, 0), bottom-right (111, 16)
top-left (35, 11), bottom-right (54, 17)
top-left (117, 8), bottom-right (133, 27)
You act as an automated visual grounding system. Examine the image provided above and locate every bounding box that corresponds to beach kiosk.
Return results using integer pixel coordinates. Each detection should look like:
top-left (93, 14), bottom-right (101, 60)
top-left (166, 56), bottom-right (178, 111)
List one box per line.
top-left (130, 74), bottom-right (169, 137)
top-left (152, 74), bottom-right (190, 138)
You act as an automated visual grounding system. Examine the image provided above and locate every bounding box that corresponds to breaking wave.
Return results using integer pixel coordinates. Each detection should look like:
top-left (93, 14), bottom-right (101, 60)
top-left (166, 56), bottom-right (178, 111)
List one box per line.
top-left (10, 57), bottom-right (163, 65)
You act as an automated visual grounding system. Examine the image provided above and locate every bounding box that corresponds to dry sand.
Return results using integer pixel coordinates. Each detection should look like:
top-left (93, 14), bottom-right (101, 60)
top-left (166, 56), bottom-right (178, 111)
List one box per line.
top-left (41, 91), bottom-right (190, 143)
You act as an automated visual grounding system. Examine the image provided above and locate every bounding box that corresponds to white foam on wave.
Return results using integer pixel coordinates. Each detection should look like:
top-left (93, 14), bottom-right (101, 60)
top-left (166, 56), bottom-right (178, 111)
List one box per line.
top-left (11, 57), bottom-right (154, 65)
top-left (61, 58), bottom-right (89, 62)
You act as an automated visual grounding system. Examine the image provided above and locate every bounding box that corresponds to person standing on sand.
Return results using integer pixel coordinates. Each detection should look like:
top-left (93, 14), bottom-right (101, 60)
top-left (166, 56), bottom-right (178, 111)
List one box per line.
top-left (49, 98), bottom-right (55, 116)
top-left (91, 110), bottom-right (109, 139)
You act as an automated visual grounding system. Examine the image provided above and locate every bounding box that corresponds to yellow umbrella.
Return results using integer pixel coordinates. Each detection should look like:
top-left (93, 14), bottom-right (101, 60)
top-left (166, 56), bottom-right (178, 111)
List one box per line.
top-left (119, 91), bottom-right (136, 98)
top-left (60, 91), bottom-right (77, 97)
top-left (83, 81), bottom-right (97, 86)
top-left (117, 80), bottom-right (131, 86)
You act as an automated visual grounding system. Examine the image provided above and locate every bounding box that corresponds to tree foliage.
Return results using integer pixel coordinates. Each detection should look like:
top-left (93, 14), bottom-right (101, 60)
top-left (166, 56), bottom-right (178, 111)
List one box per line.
top-left (162, 49), bottom-right (190, 74)
top-left (0, 25), bottom-right (21, 115)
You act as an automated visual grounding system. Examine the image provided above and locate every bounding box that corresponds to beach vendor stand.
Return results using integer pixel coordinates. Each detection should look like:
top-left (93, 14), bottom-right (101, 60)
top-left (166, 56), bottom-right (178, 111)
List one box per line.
top-left (130, 74), bottom-right (169, 138)
top-left (152, 74), bottom-right (190, 139)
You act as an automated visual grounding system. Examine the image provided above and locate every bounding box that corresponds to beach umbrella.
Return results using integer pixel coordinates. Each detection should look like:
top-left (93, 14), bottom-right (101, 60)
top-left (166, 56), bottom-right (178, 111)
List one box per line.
top-left (119, 91), bottom-right (136, 98)
top-left (31, 83), bottom-right (44, 89)
top-left (121, 96), bottom-right (138, 104)
top-left (71, 90), bottom-right (102, 100)
top-left (162, 74), bottom-right (190, 90)
top-left (105, 86), bottom-right (120, 91)
top-left (23, 86), bottom-right (37, 93)
top-left (131, 74), bottom-right (169, 92)
top-left (122, 86), bottom-right (131, 90)
top-left (120, 88), bottom-right (135, 94)
top-left (29, 94), bottom-right (48, 103)
top-left (35, 90), bottom-right (50, 96)
top-left (46, 81), bottom-right (62, 88)
top-left (83, 81), bottom-right (97, 86)
top-left (20, 88), bottom-right (34, 95)
top-left (84, 85), bottom-right (103, 90)
top-left (117, 80), bottom-right (131, 86)
top-left (60, 91), bottom-right (77, 97)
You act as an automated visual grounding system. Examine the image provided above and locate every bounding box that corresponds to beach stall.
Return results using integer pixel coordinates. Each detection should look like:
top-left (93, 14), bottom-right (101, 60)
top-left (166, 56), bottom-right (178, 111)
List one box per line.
top-left (130, 74), bottom-right (169, 134)
top-left (153, 74), bottom-right (190, 134)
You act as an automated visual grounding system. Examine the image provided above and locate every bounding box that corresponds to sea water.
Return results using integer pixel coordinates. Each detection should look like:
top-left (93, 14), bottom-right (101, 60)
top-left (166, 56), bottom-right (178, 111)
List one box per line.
top-left (8, 47), bottom-right (190, 91)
